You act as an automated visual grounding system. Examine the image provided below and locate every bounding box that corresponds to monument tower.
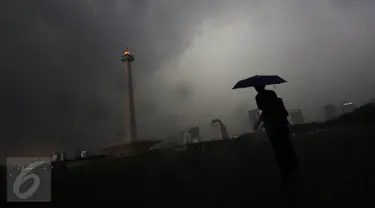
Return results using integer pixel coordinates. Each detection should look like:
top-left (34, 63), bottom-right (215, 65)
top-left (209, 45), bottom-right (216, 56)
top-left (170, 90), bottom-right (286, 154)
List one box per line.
top-left (121, 47), bottom-right (137, 142)
top-left (101, 47), bottom-right (159, 156)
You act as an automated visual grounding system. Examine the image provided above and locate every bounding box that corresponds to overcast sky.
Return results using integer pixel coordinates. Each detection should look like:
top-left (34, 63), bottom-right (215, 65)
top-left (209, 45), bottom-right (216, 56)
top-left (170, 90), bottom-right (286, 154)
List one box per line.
top-left (1, 0), bottom-right (375, 158)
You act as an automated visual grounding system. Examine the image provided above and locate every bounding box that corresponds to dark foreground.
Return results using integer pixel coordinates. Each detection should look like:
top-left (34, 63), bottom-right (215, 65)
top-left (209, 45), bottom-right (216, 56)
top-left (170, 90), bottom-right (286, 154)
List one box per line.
top-left (3, 125), bottom-right (375, 206)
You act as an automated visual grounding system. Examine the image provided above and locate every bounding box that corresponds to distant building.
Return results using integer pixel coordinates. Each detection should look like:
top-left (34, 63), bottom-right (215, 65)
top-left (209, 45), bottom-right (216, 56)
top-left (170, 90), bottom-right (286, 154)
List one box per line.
top-left (80, 150), bottom-right (88, 158)
top-left (289, 109), bottom-right (304, 125)
top-left (52, 152), bottom-right (58, 162)
top-left (188, 126), bottom-right (201, 143)
top-left (52, 152), bottom-right (65, 162)
top-left (248, 109), bottom-right (261, 131)
top-left (60, 152), bottom-right (66, 161)
top-left (341, 101), bottom-right (356, 114)
top-left (324, 104), bottom-right (338, 121)
top-left (181, 126), bottom-right (201, 145)
top-left (182, 131), bottom-right (192, 145)
top-left (211, 119), bottom-right (229, 140)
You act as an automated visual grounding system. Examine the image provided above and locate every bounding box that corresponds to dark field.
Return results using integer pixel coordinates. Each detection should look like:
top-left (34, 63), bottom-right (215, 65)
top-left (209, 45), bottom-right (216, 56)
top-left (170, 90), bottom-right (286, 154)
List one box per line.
top-left (51, 124), bottom-right (375, 207)
top-left (2, 124), bottom-right (375, 206)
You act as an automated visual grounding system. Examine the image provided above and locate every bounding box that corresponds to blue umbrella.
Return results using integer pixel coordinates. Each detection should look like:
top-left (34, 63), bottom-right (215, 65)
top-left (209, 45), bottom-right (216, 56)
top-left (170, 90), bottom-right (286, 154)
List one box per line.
top-left (232, 75), bottom-right (286, 89)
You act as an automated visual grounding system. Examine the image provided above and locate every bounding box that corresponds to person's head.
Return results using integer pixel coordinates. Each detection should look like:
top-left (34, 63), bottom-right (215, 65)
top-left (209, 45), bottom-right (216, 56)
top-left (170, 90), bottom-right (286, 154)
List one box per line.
top-left (254, 85), bottom-right (266, 93)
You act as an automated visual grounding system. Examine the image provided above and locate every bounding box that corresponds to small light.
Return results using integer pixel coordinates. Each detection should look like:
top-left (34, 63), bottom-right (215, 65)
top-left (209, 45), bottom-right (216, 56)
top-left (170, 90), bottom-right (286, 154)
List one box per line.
top-left (124, 47), bottom-right (129, 55)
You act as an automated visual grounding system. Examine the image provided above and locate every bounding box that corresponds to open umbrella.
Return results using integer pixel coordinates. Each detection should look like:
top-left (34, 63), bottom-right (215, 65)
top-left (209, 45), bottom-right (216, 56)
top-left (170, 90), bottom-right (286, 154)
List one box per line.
top-left (232, 75), bottom-right (286, 89)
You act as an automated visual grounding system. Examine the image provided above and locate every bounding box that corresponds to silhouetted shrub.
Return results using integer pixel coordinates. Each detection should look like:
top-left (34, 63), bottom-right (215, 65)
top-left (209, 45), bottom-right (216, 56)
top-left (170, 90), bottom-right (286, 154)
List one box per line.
top-left (326, 103), bottom-right (375, 125)
top-left (288, 104), bottom-right (375, 135)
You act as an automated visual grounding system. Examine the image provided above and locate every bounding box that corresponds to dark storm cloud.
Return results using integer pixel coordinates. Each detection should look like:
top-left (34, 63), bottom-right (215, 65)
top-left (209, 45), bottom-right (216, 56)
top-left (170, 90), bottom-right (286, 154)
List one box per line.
top-left (0, 0), bottom-right (228, 157)
top-left (1, 0), bottom-right (375, 158)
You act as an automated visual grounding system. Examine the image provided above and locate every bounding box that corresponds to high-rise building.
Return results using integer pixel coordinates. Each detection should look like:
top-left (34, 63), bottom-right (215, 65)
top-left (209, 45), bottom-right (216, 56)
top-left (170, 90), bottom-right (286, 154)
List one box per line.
top-left (60, 152), bottom-right (66, 161)
top-left (289, 109), bottom-right (304, 125)
top-left (341, 101), bottom-right (356, 114)
top-left (183, 126), bottom-right (201, 144)
top-left (324, 104), bottom-right (338, 121)
top-left (52, 152), bottom-right (58, 162)
top-left (248, 109), bottom-right (260, 131)
top-left (52, 152), bottom-right (66, 162)
top-left (80, 150), bottom-right (87, 158)
top-left (211, 119), bottom-right (229, 140)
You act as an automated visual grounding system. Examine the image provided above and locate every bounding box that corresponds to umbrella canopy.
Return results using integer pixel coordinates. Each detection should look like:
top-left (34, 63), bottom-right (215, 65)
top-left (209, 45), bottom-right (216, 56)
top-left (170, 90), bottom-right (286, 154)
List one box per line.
top-left (232, 75), bottom-right (286, 89)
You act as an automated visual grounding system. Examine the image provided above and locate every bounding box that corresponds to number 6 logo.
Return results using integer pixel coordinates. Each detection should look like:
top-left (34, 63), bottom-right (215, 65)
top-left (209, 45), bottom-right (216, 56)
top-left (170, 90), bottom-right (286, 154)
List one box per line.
top-left (13, 161), bottom-right (45, 199)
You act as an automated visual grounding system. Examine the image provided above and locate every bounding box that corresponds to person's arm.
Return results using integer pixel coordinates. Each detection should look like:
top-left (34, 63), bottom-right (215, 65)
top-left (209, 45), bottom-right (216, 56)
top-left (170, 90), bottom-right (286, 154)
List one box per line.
top-left (254, 114), bottom-right (264, 130)
top-left (254, 95), bottom-right (264, 130)
top-left (270, 90), bottom-right (277, 98)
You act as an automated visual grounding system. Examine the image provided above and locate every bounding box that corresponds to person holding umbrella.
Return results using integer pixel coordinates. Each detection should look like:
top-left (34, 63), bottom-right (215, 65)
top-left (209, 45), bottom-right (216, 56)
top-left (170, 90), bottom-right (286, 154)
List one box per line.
top-left (233, 75), bottom-right (299, 185)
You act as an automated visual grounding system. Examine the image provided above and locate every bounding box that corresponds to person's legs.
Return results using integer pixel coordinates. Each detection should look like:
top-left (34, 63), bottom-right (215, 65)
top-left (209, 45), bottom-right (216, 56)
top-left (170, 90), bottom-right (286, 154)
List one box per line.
top-left (267, 126), bottom-right (289, 182)
top-left (267, 124), bottom-right (299, 184)
top-left (279, 126), bottom-right (299, 171)
top-left (277, 125), bottom-right (301, 187)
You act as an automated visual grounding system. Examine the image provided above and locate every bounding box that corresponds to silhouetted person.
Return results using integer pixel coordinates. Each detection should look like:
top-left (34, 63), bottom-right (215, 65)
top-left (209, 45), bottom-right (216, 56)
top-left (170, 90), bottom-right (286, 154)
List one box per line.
top-left (253, 85), bottom-right (299, 184)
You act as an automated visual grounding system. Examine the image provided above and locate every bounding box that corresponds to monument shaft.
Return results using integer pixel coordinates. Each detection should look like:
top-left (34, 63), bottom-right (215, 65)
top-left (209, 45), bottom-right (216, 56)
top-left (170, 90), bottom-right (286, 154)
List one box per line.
top-left (125, 61), bottom-right (137, 142)
top-left (122, 47), bottom-right (137, 142)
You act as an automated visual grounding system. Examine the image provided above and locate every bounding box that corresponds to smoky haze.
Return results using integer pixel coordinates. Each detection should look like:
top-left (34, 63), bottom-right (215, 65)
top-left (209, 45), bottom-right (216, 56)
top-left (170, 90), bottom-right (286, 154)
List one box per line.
top-left (1, 0), bottom-right (375, 158)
